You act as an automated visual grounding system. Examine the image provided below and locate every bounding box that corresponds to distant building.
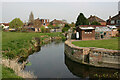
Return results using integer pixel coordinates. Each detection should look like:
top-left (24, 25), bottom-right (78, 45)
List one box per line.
top-left (88, 15), bottom-right (106, 25)
top-left (40, 19), bottom-right (49, 26)
top-left (34, 18), bottom-right (42, 27)
top-left (106, 11), bottom-right (120, 27)
top-left (50, 19), bottom-right (67, 27)
top-left (28, 11), bottom-right (34, 26)
top-left (0, 23), bottom-right (9, 29)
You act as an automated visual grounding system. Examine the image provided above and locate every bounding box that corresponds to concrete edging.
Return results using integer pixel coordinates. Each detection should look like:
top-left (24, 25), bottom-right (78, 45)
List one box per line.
top-left (64, 40), bottom-right (120, 69)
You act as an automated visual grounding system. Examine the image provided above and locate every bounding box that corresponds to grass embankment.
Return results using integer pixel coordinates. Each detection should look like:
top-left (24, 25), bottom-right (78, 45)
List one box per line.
top-left (2, 32), bottom-right (65, 59)
top-left (2, 65), bottom-right (23, 80)
top-left (72, 37), bottom-right (119, 50)
top-left (2, 32), bottom-right (65, 79)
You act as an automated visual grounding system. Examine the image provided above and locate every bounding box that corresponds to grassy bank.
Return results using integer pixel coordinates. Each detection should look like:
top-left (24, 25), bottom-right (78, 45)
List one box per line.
top-left (2, 32), bottom-right (65, 59)
top-left (72, 37), bottom-right (119, 50)
top-left (2, 32), bottom-right (65, 79)
top-left (2, 65), bottom-right (24, 80)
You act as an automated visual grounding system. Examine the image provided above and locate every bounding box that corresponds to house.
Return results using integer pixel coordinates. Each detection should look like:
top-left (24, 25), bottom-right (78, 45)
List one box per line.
top-left (95, 27), bottom-right (112, 39)
top-left (40, 19), bottom-right (49, 26)
top-left (75, 25), bottom-right (114, 40)
top-left (88, 15), bottom-right (106, 25)
top-left (76, 26), bottom-right (95, 40)
top-left (0, 23), bottom-right (9, 29)
top-left (106, 11), bottom-right (120, 28)
top-left (34, 18), bottom-right (42, 27)
top-left (108, 25), bottom-right (118, 37)
top-left (50, 19), bottom-right (67, 27)
top-left (50, 27), bottom-right (62, 32)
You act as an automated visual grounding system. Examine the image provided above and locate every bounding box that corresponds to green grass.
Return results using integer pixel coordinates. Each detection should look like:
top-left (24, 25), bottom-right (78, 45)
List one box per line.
top-left (1, 32), bottom-right (65, 79)
top-left (72, 38), bottom-right (119, 50)
top-left (2, 32), bottom-right (65, 59)
top-left (2, 65), bottom-right (24, 80)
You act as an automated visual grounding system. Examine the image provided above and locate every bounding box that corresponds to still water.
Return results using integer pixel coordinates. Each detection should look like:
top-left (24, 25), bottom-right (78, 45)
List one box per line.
top-left (24, 41), bottom-right (119, 78)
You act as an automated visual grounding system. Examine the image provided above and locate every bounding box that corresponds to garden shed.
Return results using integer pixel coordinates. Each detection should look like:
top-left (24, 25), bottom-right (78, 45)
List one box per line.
top-left (76, 27), bottom-right (95, 40)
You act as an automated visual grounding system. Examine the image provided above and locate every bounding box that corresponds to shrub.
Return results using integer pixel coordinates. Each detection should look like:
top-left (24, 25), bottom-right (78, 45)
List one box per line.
top-left (40, 26), bottom-right (46, 33)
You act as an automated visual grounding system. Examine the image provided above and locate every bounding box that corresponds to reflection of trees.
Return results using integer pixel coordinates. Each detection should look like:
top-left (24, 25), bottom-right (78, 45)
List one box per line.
top-left (64, 54), bottom-right (119, 78)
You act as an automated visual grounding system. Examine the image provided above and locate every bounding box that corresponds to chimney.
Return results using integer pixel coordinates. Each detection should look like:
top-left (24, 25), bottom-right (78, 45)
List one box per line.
top-left (90, 15), bottom-right (92, 17)
top-left (109, 16), bottom-right (111, 20)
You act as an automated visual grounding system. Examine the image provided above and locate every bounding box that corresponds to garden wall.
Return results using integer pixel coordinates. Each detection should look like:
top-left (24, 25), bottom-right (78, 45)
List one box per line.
top-left (64, 40), bottom-right (120, 69)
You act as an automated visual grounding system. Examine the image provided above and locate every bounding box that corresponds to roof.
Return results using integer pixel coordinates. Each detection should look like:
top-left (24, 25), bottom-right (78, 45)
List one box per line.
top-left (79, 25), bottom-right (106, 27)
top-left (51, 19), bottom-right (67, 24)
top-left (95, 27), bottom-right (111, 32)
top-left (79, 27), bottom-right (95, 30)
top-left (0, 23), bottom-right (9, 26)
top-left (88, 15), bottom-right (105, 23)
top-left (108, 25), bottom-right (117, 29)
top-left (107, 13), bottom-right (120, 21)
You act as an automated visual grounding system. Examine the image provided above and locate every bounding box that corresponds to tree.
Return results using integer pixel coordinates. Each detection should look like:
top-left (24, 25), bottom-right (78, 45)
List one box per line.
top-left (91, 21), bottom-right (101, 25)
top-left (28, 11), bottom-right (34, 24)
top-left (75, 13), bottom-right (89, 26)
top-left (62, 24), bottom-right (70, 32)
top-left (9, 18), bottom-right (23, 28)
top-left (69, 22), bottom-right (75, 27)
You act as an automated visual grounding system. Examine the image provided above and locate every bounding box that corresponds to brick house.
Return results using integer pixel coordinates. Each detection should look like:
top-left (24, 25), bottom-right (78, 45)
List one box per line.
top-left (40, 19), bottom-right (49, 26)
top-left (50, 19), bottom-right (67, 27)
top-left (75, 25), bottom-right (114, 40)
top-left (88, 15), bottom-right (106, 25)
top-left (106, 11), bottom-right (120, 28)
top-left (76, 27), bottom-right (95, 40)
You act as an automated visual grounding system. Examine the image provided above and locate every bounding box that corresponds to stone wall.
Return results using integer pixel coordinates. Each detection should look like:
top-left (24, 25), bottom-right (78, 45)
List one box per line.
top-left (64, 40), bottom-right (120, 69)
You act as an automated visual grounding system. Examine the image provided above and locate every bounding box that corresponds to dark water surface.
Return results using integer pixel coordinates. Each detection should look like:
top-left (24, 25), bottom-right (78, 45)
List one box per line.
top-left (24, 41), bottom-right (119, 78)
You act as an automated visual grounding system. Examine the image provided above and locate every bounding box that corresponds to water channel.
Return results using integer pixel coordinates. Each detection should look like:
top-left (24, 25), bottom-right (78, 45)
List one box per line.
top-left (24, 41), bottom-right (119, 79)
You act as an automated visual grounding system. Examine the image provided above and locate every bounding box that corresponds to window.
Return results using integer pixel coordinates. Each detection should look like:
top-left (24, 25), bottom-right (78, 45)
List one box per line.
top-left (117, 20), bottom-right (120, 24)
top-left (111, 20), bottom-right (115, 24)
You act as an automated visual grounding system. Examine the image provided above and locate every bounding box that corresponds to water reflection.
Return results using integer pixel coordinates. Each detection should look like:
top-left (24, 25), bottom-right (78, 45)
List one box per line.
top-left (65, 55), bottom-right (119, 78)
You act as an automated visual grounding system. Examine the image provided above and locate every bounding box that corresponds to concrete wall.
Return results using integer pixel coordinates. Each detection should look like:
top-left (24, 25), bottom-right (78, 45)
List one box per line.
top-left (64, 40), bottom-right (120, 69)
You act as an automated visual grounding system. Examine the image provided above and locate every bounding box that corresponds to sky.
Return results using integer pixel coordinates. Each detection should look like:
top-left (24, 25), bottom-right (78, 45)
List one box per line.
top-left (1, 0), bottom-right (120, 23)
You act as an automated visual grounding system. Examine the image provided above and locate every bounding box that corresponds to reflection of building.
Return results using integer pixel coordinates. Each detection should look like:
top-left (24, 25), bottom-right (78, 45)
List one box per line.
top-left (88, 15), bottom-right (106, 25)
top-left (76, 26), bottom-right (95, 40)
top-left (106, 11), bottom-right (120, 27)
top-left (64, 55), bottom-right (119, 78)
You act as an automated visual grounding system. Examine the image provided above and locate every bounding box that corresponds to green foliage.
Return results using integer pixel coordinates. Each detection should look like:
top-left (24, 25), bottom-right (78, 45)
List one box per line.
top-left (62, 24), bottom-right (70, 32)
top-left (2, 32), bottom-right (65, 59)
top-left (91, 21), bottom-right (101, 25)
top-left (9, 18), bottom-right (23, 28)
top-left (72, 37), bottom-right (119, 50)
top-left (2, 65), bottom-right (24, 79)
top-left (48, 25), bottom-right (54, 29)
top-left (40, 26), bottom-right (46, 33)
top-left (75, 13), bottom-right (89, 26)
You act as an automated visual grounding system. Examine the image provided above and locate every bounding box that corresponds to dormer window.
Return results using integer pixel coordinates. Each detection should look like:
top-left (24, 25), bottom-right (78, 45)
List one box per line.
top-left (111, 20), bottom-right (115, 24)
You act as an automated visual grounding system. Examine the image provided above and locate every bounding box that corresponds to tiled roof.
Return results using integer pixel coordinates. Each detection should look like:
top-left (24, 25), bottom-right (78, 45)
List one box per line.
top-left (107, 14), bottom-right (120, 21)
top-left (0, 23), bottom-right (9, 26)
top-left (88, 15), bottom-right (105, 23)
top-left (51, 19), bottom-right (67, 24)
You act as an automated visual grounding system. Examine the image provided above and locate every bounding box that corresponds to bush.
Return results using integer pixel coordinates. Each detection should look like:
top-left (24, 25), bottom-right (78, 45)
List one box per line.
top-left (91, 21), bottom-right (101, 25)
top-left (62, 24), bottom-right (70, 32)
top-left (40, 26), bottom-right (46, 33)
top-left (62, 27), bottom-right (69, 32)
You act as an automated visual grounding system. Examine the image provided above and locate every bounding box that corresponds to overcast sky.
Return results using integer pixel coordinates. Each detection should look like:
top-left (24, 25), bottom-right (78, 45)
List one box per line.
top-left (1, 1), bottom-right (120, 23)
